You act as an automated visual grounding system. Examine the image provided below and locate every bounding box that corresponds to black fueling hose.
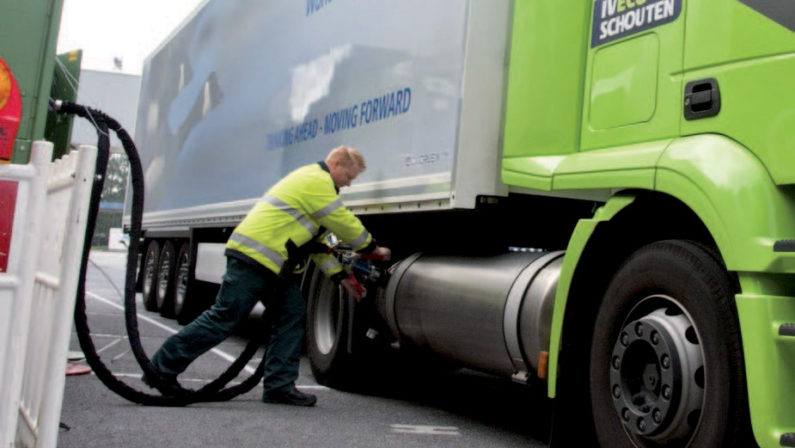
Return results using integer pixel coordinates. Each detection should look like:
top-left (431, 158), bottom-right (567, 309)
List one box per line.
top-left (54, 100), bottom-right (269, 406)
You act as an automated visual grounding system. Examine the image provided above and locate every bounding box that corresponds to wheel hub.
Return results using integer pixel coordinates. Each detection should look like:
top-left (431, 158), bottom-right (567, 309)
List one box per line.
top-left (610, 301), bottom-right (705, 442)
top-left (314, 278), bottom-right (343, 355)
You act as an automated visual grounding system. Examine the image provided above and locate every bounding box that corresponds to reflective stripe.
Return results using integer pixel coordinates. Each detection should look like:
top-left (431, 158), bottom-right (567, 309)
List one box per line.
top-left (349, 229), bottom-right (370, 248)
top-left (319, 259), bottom-right (342, 273)
top-left (229, 233), bottom-right (284, 269)
top-left (260, 194), bottom-right (318, 235)
top-left (311, 198), bottom-right (343, 220)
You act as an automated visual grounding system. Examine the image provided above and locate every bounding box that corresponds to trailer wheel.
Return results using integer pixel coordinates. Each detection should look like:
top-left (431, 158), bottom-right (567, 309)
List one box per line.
top-left (589, 240), bottom-right (751, 447)
top-left (142, 240), bottom-right (160, 312)
top-left (306, 267), bottom-right (355, 387)
top-left (173, 241), bottom-right (195, 324)
top-left (155, 241), bottom-right (177, 317)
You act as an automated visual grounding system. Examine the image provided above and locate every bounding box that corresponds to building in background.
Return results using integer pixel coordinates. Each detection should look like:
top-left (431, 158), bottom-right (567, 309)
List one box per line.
top-left (71, 69), bottom-right (140, 151)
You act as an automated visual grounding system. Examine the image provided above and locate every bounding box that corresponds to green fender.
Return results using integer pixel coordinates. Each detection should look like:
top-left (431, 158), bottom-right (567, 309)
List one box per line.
top-left (547, 194), bottom-right (636, 396)
top-left (547, 134), bottom-right (795, 401)
top-left (656, 134), bottom-right (795, 273)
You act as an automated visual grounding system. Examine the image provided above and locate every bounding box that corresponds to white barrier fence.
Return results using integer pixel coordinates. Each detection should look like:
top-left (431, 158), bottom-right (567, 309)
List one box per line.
top-left (0, 142), bottom-right (97, 448)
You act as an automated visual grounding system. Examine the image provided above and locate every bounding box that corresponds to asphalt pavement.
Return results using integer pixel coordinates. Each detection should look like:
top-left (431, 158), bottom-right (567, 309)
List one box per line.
top-left (57, 250), bottom-right (551, 447)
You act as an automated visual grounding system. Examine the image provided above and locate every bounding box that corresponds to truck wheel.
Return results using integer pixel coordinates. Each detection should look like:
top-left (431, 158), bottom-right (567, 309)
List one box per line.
top-left (173, 242), bottom-right (195, 324)
top-left (155, 241), bottom-right (177, 317)
top-left (142, 240), bottom-right (160, 312)
top-left (589, 240), bottom-right (751, 447)
top-left (306, 267), bottom-right (355, 387)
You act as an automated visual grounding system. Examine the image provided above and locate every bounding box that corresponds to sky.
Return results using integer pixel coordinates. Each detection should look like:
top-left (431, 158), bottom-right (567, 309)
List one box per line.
top-left (56, 0), bottom-right (207, 75)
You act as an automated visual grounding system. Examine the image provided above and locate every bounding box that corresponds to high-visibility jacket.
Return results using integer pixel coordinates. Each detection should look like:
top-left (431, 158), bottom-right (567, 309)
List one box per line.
top-left (225, 162), bottom-right (374, 279)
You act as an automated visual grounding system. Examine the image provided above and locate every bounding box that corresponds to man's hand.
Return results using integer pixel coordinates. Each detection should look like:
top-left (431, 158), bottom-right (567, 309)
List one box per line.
top-left (341, 274), bottom-right (366, 302)
top-left (372, 246), bottom-right (392, 261)
top-left (358, 246), bottom-right (391, 261)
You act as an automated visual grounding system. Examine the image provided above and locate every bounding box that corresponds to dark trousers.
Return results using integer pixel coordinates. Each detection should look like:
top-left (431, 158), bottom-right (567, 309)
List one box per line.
top-left (150, 257), bottom-right (306, 394)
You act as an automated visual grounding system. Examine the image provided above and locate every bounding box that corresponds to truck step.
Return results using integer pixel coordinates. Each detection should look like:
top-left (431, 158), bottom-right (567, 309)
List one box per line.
top-left (774, 240), bottom-right (795, 252)
top-left (781, 432), bottom-right (795, 447)
top-left (779, 323), bottom-right (795, 337)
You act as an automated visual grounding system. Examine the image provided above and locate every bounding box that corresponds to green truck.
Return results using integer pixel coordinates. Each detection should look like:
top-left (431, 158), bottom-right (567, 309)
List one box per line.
top-left (5, 0), bottom-right (795, 446)
top-left (129, 0), bottom-right (795, 446)
top-left (131, 0), bottom-right (795, 446)
top-left (498, 1), bottom-right (795, 444)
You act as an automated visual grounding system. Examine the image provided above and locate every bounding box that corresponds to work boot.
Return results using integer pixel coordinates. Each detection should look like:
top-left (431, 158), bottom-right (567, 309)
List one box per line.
top-left (141, 368), bottom-right (188, 398)
top-left (262, 387), bottom-right (317, 407)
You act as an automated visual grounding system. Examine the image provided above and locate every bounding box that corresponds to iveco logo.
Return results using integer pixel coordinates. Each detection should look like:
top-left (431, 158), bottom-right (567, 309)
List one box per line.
top-left (738, 0), bottom-right (795, 32)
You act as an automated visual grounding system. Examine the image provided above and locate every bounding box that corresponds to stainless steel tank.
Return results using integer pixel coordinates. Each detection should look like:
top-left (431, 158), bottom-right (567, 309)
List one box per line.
top-left (383, 251), bottom-right (564, 378)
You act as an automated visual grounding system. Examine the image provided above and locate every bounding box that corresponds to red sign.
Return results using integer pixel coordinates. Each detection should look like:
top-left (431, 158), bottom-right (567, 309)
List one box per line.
top-left (0, 57), bottom-right (22, 162)
top-left (0, 180), bottom-right (19, 272)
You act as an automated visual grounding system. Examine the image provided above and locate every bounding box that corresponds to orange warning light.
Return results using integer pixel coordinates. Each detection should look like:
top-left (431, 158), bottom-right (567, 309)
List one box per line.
top-left (0, 63), bottom-right (11, 111)
top-left (0, 57), bottom-right (22, 161)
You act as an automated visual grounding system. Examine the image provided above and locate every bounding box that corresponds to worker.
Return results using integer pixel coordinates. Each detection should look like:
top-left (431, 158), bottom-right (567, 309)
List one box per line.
top-left (143, 145), bottom-right (391, 406)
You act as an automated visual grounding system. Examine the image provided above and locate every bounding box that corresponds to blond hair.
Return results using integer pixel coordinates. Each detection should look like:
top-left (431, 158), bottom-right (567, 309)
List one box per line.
top-left (326, 145), bottom-right (366, 170)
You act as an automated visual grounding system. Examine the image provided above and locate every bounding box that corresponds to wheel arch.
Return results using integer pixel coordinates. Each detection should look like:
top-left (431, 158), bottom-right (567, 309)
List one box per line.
top-left (549, 133), bottom-right (795, 399)
top-left (546, 191), bottom-right (737, 444)
top-left (549, 191), bottom-right (731, 396)
top-left (656, 134), bottom-right (795, 273)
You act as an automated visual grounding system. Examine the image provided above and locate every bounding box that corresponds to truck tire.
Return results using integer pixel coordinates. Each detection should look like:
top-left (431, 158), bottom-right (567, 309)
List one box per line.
top-left (589, 240), bottom-right (752, 447)
top-left (155, 241), bottom-right (177, 317)
top-left (173, 241), bottom-right (197, 325)
top-left (306, 266), bottom-right (356, 388)
top-left (141, 240), bottom-right (160, 312)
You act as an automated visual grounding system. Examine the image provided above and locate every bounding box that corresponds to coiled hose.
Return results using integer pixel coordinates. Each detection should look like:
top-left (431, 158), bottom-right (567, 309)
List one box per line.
top-left (55, 101), bottom-right (268, 406)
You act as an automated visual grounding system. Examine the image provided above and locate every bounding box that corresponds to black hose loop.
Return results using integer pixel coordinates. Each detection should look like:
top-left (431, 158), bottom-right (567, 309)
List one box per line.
top-left (101, 111), bottom-right (268, 399)
top-left (60, 102), bottom-right (267, 405)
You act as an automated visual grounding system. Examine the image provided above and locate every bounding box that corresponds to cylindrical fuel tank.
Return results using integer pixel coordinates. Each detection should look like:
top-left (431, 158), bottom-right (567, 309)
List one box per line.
top-left (384, 251), bottom-right (564, 378)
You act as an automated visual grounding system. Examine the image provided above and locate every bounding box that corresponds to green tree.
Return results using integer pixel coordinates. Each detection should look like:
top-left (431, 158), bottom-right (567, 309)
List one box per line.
top-left (93, 153), bottom-right (129, 247)
top-left (101, 153), bottom-right (129, 203)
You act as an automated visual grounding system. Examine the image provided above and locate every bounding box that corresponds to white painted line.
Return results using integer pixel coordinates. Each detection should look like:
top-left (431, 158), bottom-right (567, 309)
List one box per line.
top-left (76, 333), bottom-right (127, 338)
top-left (295, 385), bottom-right (330, 390)
top-left (390, 424), bottom-right (460, 435)
top-left (95, 338), bottom-right (123, 355)
top-left (85, 291), bottom-right (256, 375)
top-left (111, 349), bottom-right (129, 363)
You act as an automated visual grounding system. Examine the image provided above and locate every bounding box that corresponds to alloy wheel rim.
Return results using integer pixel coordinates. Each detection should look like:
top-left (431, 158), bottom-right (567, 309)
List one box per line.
top-left (609, 295), bottom-right (706, 444)
top-left (314, 278), bottom-right (342, 355)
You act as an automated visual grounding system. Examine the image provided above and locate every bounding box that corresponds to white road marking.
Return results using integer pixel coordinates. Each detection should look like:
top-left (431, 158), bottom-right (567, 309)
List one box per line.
top-left (95, 337), bottom-right (123, 354)
top-left (390, 424), bottom-right (461, 435)
top-left (294, 385), bottom-right (330, 390)
top-left (85, 291), bottom-right (256, 374)
top-left (76, 333), bottom-right (127, 338)
top-left (111, 349), bottom-right (129, 362)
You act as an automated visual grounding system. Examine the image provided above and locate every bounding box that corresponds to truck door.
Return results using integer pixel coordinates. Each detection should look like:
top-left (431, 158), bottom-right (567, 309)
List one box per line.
top-left (580, 0), bottom-right (686, 151)
top-left (681, 0), bottom-right (795, 185)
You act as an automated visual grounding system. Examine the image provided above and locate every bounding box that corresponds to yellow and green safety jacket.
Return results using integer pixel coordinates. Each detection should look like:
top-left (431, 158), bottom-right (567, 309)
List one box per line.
top-left (225, 161), bottom-right (375, 280)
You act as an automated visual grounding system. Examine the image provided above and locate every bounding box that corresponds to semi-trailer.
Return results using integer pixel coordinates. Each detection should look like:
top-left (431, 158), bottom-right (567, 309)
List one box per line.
top-left (129, 1), bottom-right (795, 446)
